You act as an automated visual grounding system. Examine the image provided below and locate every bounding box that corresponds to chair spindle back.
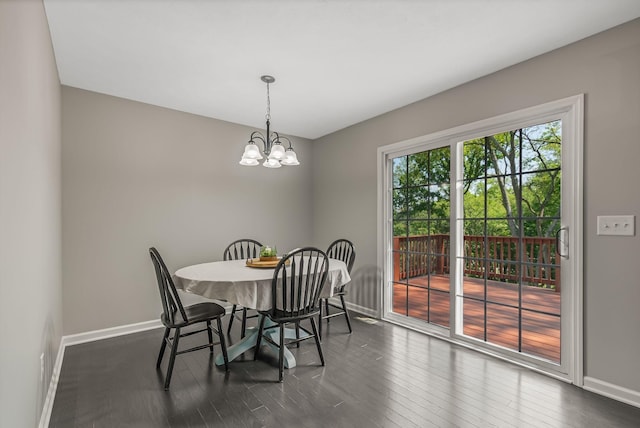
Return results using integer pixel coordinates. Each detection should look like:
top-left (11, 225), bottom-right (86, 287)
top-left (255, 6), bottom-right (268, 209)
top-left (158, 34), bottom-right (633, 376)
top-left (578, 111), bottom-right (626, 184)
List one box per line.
top-left (149, 247), bottom-right (188, 326)
top-left (270, 247), bottom-right (328, 320)
top-left (327, 239), bottom-right (356, 273)
top-left (223, 238), bottom-right (263, 261)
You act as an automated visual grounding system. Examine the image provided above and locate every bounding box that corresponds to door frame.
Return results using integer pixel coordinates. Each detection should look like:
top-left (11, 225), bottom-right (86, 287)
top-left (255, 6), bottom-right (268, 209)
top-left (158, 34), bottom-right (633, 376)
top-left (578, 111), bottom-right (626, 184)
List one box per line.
top-left (377, 94), bottom-right (583, 385)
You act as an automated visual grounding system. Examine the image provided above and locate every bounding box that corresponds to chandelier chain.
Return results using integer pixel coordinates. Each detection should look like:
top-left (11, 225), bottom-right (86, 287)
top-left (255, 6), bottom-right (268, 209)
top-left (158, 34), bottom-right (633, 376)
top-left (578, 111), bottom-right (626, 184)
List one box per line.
top-left (265, 82), bottom-right (271, 122)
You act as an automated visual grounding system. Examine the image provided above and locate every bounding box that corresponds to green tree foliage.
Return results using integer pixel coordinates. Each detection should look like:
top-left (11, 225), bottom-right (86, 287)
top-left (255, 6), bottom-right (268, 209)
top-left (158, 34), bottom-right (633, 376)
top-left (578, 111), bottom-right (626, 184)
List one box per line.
top-left (462, 121), bottom-right (561, 238)
top-left (393, 147), bottom-right (450, 236)
top-left (394, 120), bottom-right (561, 239)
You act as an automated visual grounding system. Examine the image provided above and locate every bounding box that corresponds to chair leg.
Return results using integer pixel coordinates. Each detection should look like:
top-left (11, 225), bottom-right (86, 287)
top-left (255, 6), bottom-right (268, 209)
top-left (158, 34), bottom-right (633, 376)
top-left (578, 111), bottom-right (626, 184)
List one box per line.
top-left (254, 315), bottom-right (266, 360)
top-left (216, 317), bottom-right (229, 371)
top-left (227, 304), bottom-right (237, 336)
top-left (156, 327), bottom-right (170, 368)
top-left (340, 295), bottom-right (353, 334)
top-left (241, 307), bottom-right (248, 339)
top-left (206, 320), bottom-right (214, 353)
top-left (164, 327), bottom-right (180, 390)
top-left (278, 323), bottom-right (285, 382)
top-left (325, 299), bottom-right (330, 322)
top-left (309, 317), bottom-right (325, 366)
top-left (318, 301), bottom-right (323, 340)
top-left (295, 322), bottom-right (300, 348)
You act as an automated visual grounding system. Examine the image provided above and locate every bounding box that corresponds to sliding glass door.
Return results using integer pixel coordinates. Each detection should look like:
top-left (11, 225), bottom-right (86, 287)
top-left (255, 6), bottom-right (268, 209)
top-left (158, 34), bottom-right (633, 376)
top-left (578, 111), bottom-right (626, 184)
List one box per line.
top-left (391, 148), bottom-right (451, 328)
top-left (458, 122), bottom-right (561, 363)
top-left (379, 96), bottom-right (582, 381)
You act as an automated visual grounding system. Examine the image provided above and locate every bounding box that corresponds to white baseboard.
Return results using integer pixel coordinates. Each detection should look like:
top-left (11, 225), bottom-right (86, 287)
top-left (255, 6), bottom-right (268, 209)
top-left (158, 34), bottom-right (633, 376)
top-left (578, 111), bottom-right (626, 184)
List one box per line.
top-left (38, 319), bottom-right (163, 427)
top-left (61, 319), bottom-right (163, 347)
top-left (37, 337), bottom-right (65, 428)
top-left (344, 300), bottom-right (379, 319)
top-left (583, 376), bottom-right (640, 409)
top-left (325, 296), bottom-right (380, 319)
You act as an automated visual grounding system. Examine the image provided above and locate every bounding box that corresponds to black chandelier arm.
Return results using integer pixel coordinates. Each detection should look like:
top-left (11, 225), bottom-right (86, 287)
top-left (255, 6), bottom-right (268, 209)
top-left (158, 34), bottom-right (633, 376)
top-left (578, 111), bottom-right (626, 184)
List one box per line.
top-left (268, 132), bottom-right (295, 149)
top-left (269, 131), bottom-right (282, 144)
top-left (277, 135), bottom-right (295, 149)
top-left (248, 131), bottom-right (267, 145)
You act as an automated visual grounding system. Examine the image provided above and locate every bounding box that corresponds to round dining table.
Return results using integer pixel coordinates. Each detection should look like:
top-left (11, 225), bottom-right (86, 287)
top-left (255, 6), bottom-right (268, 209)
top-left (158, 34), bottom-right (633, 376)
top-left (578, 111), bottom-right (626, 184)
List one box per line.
top-left (173, 258), bottom-right (351, 368)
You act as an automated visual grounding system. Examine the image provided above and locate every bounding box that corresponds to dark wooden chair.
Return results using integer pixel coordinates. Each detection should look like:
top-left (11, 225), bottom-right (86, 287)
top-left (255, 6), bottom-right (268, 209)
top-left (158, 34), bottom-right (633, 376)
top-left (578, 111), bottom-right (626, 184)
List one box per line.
top-left (254, 247), bottom-right (329, 382)
top-left (149, 247), bottom-right (229, 390)
top-left (318, 239), bottom-right (356, 339)
top-left (223, 238), bottom-right (263, 338)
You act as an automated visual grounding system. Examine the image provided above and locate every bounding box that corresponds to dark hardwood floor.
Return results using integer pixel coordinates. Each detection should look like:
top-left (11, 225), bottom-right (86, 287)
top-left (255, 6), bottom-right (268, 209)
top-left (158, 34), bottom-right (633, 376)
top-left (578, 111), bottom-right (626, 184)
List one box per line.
top-left (49, 314), bottom-right (640, 427)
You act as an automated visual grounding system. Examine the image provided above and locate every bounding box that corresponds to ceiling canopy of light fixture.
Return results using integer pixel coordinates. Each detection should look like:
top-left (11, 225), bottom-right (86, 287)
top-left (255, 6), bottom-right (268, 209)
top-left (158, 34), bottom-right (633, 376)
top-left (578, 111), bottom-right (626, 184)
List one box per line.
top-left (239, 75), bottom-right (299, 168)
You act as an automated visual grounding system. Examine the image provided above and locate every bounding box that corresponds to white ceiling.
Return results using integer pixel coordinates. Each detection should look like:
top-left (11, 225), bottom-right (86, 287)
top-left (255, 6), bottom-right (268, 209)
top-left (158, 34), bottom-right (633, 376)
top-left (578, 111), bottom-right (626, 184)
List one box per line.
top-left (44, 0), bottom-right (640, 140)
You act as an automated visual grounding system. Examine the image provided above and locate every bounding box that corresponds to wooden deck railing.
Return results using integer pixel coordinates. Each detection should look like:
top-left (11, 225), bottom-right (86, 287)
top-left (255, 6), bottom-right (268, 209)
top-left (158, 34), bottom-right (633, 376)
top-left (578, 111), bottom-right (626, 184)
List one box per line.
top-left (393, 234), bottom-right (560, 291)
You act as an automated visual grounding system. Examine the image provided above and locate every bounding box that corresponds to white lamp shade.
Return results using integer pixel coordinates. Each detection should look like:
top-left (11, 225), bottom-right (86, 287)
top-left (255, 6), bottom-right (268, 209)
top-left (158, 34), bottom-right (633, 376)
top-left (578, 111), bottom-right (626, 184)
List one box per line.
top-left (280, 148), bottom-right (299, 166)
top-left (268, 143), bottom-right (286, 160)
top-left (243, 143), bottom-right (263, 160)
top-left (263, 158), bottom-right (281, 168)
top-left (239, 157), bottom-right (259, 166)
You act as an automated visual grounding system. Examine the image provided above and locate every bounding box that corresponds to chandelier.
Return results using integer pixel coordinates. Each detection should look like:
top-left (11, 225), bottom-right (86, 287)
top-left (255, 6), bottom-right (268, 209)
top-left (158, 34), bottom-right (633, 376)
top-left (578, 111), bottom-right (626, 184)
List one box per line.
top-left (239, 75), bottom-right (299, 168)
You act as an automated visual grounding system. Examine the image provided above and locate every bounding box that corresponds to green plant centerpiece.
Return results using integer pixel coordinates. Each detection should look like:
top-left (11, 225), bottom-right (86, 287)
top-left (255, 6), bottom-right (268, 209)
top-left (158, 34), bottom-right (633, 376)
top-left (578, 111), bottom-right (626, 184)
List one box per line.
top-left (259, 245), bottom-right (278, 261)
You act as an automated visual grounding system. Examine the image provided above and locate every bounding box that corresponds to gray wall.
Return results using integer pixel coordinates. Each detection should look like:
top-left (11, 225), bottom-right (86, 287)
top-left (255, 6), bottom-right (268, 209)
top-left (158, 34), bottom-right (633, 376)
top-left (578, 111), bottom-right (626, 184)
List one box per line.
top-left (0, 1), bottom-right (63, 427)
top-left (61, 87), bottom-right (313, 335)
top-left (311, 20), bottom-right (640, 394)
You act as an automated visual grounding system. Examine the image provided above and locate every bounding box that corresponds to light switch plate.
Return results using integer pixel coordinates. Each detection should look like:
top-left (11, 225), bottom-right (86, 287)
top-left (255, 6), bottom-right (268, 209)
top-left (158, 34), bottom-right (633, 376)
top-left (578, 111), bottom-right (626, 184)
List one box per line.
top-left (597, 215), bottom-right (635, 236)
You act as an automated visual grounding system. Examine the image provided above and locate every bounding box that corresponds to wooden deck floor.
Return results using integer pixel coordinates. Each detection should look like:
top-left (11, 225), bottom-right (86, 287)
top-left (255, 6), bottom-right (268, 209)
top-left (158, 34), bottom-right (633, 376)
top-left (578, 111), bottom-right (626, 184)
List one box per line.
top-left (393, 274), bottom-right (561, 363)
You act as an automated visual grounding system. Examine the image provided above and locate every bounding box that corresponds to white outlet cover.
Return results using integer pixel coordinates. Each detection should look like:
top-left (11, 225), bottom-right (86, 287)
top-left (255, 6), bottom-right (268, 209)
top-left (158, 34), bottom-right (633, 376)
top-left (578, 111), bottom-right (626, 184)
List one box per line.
top-left (597, 215), bottom-right (635, 236)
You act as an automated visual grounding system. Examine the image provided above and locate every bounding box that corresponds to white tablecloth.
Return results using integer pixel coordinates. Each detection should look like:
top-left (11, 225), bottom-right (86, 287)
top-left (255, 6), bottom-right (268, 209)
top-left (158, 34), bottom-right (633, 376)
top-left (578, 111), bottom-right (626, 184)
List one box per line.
top-left (173, 258), bottom-right (350, 311)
